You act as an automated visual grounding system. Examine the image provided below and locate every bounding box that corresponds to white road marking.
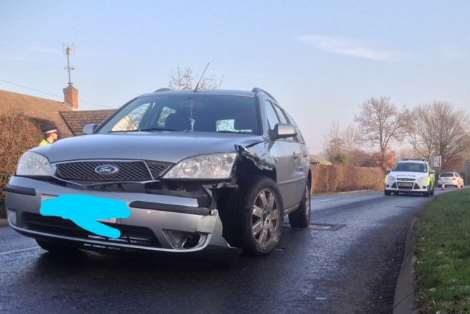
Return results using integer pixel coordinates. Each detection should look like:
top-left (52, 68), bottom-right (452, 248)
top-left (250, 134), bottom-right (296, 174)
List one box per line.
top-left (315, 297), bottom-right (328, 301)
top-left (318, 198), bottom-right (335, 203)
top-left (0, 246), bottom-right (40, 256)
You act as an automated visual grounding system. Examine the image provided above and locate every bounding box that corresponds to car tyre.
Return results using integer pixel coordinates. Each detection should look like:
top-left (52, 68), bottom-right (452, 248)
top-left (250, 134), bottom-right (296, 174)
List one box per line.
top-left (236, 176), bottom-right (283, 256)
top-left (384, 190), bottom-right (392, 196)
top-left (36, 239), bottom-right (79, 254)
top-left (289, 184), bottom-right (311, 228)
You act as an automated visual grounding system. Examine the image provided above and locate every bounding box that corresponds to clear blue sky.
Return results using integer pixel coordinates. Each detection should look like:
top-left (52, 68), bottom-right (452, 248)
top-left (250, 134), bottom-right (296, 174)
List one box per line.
top-left (1, 0), bottom-right (470, 152)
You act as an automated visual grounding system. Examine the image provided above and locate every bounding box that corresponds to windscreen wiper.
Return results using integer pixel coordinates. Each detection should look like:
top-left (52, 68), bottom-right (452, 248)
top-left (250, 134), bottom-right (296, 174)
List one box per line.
top-left (217, 130), bottom-right (251, 134)
top-left (109, 127), bottom-right (183, 133)
top-left (138, 127), bottom-right (181, 132)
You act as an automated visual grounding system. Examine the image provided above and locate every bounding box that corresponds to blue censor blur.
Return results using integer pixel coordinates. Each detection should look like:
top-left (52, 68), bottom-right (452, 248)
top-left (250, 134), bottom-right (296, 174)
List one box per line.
top-left (40, 194), bottom-right (132, 239)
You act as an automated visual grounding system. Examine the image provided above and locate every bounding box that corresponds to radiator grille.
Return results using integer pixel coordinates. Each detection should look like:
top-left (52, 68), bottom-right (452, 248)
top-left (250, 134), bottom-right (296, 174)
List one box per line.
top-left (397, 177), bottom-right (415, 182)
top-left (23, 213), bottom-right (160, 248)
top-left (146, 160), bottom-right (173, 178)
top-left (54, 160), bottom-right (173, 183)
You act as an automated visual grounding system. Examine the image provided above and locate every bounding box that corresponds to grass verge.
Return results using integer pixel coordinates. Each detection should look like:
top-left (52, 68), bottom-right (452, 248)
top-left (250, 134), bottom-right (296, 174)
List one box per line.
top-left (416, 190), bottom-right (470, 313)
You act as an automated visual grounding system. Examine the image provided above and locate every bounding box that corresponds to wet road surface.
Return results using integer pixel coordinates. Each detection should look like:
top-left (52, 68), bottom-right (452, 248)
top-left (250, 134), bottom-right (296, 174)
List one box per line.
top-left (0, 190), bottom-right (443, 313)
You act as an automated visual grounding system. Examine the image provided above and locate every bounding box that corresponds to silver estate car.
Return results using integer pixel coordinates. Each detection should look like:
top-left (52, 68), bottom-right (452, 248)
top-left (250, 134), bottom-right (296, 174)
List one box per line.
top-left (5, 88), bottom-right (311, 256)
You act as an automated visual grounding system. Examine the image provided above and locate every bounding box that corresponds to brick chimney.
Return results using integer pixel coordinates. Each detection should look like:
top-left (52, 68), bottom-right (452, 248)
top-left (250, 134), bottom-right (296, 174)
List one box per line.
top-left (63, 84), bottom-right (79, 111)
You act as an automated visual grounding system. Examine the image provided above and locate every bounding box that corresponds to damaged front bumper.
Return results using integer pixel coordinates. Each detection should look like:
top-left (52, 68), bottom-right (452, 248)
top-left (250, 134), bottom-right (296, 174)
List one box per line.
top-left (5, 176), bottom-right (233, 253)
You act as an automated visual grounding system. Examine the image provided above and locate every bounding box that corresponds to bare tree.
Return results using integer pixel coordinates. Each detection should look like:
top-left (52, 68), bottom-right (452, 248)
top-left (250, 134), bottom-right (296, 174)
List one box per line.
top-left (342, 124), bottom-right (361, 152)
top-left (355, 97), bottom-right (409, 170)
top-left (324, 122), bottom-right (345, 163)
top-left (169, 66), bottom-right (221, 90)
top-left (324, 123), bottom-right (361, 164)
top-left (409, 102), bottom-right (469, 170)
top-left (408, 107), bottom-right (435, 161)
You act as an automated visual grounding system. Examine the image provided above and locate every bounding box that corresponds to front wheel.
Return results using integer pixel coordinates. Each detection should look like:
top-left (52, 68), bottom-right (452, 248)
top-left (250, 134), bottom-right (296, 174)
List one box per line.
top-left (289, 184), bottom-right (311, 228)
top-left (239, 177), bottom-right (283, 256)
top-left (423, 185), bottom-right (434, 197)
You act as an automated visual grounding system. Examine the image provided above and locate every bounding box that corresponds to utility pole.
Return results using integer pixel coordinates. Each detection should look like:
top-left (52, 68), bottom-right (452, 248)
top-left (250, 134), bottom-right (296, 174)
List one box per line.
top-left (64, 45), bottom-right (75, 86)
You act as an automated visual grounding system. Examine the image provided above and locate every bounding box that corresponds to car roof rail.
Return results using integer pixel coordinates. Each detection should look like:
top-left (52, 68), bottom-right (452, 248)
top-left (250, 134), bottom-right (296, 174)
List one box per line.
top-left (154, 88), bottom-right (172, 93)
top-left (402, 158), bottom-right (427, 162)
top-left (252, 87), bottom-right (277, 102)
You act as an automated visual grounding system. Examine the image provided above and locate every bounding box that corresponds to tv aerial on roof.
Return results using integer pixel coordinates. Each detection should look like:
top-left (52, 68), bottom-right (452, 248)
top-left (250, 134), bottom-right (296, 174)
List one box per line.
top-left (194, 62), bottom-right (211, 92)
top-left (63, 43), bottom-right (75, 86)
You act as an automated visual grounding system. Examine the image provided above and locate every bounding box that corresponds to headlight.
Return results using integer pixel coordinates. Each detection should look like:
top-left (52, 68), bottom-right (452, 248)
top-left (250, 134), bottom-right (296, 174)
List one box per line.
top-left (387, 175), bottom-right (396, 183)
top-left (163, 153), bottom-right (237, 179)
top-left (418, 175), bottom-right (430, 185)
top-left (16, 152), bottom-right (53, 176)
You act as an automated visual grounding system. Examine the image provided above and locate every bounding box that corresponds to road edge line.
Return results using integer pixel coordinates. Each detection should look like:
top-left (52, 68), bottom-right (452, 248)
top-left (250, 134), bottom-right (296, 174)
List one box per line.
top-left (0, 246), bottom-right (40, 256)
top-left (393, 217), bottom-right (418, 314)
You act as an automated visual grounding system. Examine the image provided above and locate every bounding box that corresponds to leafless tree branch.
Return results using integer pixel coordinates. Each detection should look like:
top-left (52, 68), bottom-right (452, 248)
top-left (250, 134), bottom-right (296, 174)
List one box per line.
top-left (168, 66), bottom-right (222, 90)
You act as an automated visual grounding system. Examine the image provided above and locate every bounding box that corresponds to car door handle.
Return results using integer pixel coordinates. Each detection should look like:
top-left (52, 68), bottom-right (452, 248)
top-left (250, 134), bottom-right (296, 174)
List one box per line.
top-left (292, 153), bottom-right (300, 159)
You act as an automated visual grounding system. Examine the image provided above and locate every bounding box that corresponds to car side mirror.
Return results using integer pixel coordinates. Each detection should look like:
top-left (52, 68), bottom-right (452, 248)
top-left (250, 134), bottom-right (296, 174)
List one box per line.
top-left (386, 170), bottom-right (391, 175)
top-left (273, 123), bottom-right (297, 139)
top-left (83, 123), bottom-right (98, 135)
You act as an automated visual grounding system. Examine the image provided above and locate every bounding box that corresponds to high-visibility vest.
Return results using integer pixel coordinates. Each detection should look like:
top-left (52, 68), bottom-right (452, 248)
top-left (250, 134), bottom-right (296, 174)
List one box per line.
top-left (39, 139), bottom-right (50, 146)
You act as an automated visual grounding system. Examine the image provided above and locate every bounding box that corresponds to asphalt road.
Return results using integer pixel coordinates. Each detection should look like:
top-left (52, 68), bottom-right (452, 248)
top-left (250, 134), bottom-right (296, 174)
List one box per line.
top-left (0, 190), bottom-right (445, 314)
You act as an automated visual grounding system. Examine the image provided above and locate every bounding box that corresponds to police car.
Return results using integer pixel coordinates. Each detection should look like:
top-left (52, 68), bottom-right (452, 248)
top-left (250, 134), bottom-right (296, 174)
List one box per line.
top-left (384, 159), bottom-right (435, 197)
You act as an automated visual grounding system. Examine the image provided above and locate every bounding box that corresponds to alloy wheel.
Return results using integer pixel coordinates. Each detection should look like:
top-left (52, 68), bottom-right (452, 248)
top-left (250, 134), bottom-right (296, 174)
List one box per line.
top-left (251, 188), bottom-right (280, 248)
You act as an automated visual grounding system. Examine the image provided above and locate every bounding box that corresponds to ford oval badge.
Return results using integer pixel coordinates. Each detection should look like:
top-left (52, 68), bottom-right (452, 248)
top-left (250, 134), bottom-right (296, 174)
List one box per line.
top-left (95, 164), bottom-right (119, 175)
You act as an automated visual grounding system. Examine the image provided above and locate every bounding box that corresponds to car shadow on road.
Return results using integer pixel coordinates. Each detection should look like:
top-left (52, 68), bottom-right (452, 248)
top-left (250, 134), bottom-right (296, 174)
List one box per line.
top-left (28, 226), bottom-right (311, 280)
top-left (33, 248), bottom-right (241, 274)
top-left (10, 227), bottom-right (324, 313)
top-left (20, 233), bottom-right (314, 314)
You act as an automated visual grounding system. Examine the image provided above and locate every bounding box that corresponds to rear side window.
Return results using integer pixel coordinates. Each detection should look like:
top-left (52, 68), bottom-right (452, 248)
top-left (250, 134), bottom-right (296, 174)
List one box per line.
top-left (284, 110), bottom-right (305, 144)
top-left (265, 101), bottom-right (280, 131)
top-left (273, 104), bottom-right (288, 124)
top-left (440, 172), bottom-right (453, 177)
